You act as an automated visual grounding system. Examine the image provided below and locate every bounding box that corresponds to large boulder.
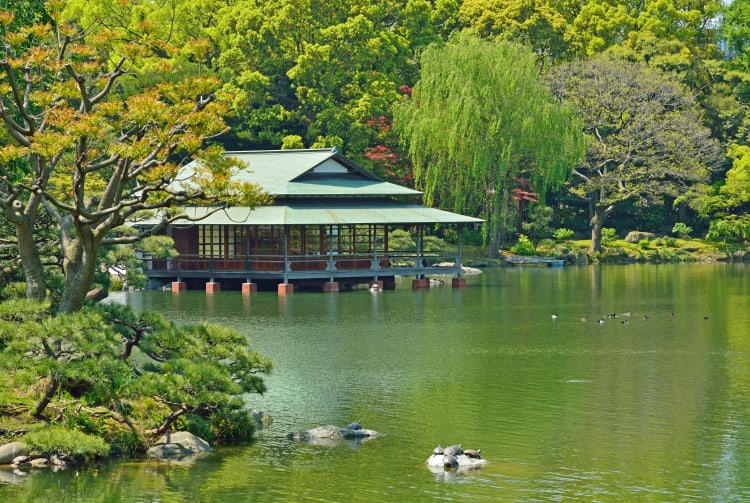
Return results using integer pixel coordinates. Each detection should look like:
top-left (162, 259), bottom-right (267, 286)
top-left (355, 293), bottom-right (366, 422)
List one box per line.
top-left (425, 453), bottom-right (488, 472)
top-left (624, 231), bottom-right (656, 243)
top-left (287, 424), bottom-right (379, 446)
top-left (0, 442), bottom-right (27, 465)
top-left (146, 431), bottom-right (212, 460)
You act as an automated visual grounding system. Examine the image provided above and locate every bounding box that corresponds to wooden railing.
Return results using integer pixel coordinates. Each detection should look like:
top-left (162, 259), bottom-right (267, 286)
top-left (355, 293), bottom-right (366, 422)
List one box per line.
top-left (143, 251), bottom-right (458, 275)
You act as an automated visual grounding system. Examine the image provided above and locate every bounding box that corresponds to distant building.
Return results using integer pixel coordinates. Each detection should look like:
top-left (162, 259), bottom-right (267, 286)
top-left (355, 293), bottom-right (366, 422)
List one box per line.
top-left (135, 148), bottom-right (482, 294)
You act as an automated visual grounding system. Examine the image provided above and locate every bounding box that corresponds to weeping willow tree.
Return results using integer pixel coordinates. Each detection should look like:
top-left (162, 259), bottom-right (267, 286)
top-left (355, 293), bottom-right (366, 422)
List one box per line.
top-left (395, 33), bottom-right (585, 255)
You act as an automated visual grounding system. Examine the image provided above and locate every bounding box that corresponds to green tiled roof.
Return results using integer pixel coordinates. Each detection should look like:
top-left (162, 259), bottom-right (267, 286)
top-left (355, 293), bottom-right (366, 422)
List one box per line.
top-left (178, 149), bottom-right (421, 197)
top-left (150, 149), bottom-right (483, 227)
top-left (140, 199), bottom-right (483, 226)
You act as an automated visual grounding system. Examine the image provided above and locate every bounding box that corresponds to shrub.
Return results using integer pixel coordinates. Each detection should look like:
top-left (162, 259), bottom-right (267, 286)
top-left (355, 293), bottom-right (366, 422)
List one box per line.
top-left (177, 414), bottom-right (216, 444)
top-left (639, 239), bottom-right (651, 249)
top-left (388, 229), bottom-right (416, 250)
top-left (422, 235), bottom-right (448, 251)
top-left (553, 228), bottom-right (574, 242)
top-left (22, 425), bottom-right (110, 460)
top-left (601, 228), bottom-right (618, 246)
top-left (106, 427), bottom-right (147, 457)
top-left (110, 277), bottom-right (125, 291)
top-left (208, 406), bottom-right (258, 444)
top-left (672, 222), bottom-right (693, 238)
top-left (511, 234), bottom-right (536, 256)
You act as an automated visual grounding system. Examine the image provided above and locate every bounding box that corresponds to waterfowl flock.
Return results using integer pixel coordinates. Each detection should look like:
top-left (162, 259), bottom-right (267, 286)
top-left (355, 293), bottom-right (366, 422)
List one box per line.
top-left (550, 311), bottom-right (710, 324)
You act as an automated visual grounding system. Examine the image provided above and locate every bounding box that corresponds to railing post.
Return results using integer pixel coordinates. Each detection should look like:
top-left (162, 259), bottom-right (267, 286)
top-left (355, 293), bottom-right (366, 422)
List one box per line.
top-left (326, 225), bottom-right (337, 272)
top-left (283, 227), bottom-right (290, 283)
top-left (457, 224), bottom-right (463, 278)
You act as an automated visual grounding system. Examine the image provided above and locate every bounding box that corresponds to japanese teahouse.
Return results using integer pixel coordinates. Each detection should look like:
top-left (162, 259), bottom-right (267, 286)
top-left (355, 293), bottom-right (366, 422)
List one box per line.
top-left (136, 148), bottom-right (483, 295)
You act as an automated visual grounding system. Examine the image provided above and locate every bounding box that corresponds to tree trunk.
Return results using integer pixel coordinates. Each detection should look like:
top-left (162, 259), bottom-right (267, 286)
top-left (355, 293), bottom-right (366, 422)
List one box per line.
top-left (488, 226), bottom-right (502, 259)
top-left (589, 203), bottom-right (613, 253)
top-left (15, 217), bottom-right (46, 302)
top-left (32, 373), bottom-right (59, 418)
top-left (590, 218), bottom-right (603, 253)
top-left (146, 406), bottom-right (188, 437)
top-left (58, 222), bottom-right (100, 314)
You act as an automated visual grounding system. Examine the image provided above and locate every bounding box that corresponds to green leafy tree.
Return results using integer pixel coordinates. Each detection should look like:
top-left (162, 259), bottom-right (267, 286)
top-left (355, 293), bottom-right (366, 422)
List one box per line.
top-left (692, 144), bottom-right (750, 243)
top-left (459, 0), bottom-right (573, 64)
top-left (395, 33), bottom-right (585, 256)
top-left (721, 0), bottom-right (750, 72)
top-left (62, 0), bottom-right (230, 76)
top-left (548, 56), bottom-right (722, 252)
top-left (215, 0), bottom-right (435, 158)
top-left (0, 0), bottom-right (50, 29)
top-left (567, 0), bottom-right (722, 58)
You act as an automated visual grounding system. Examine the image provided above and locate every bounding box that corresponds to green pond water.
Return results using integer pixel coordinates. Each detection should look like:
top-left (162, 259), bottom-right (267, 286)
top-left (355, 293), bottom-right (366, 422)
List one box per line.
top-left (1, 263), bottom-right (749, 502)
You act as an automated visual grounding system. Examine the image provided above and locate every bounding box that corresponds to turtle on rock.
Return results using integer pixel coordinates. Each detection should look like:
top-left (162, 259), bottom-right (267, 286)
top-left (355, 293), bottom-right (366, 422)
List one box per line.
top-left (347, 421), bottom-right (362, 431)
top-left (443, 454), bottom-right (459, 469)
top-left (443, 444), bottom-right (463, 456)
top-left (463, 449), bottom-right (482, 459)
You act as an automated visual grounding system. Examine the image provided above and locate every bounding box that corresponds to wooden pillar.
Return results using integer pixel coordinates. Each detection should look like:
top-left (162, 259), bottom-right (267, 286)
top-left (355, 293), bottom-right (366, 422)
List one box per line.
top-left (206, 280), bottom-right (221, 293)
top-left (412, 278), bottom-right (429, 289)
top-left (242, 282), bottom-right (257, 294)
top-left (283, 226), bottom-right (290, 283)
top-left (323, 281), bottom-right (339, 292)
top-left (452, 278), bottom-right (467, 288)
top-left (278, 283), bottom-right (294, 296)
top-left (171, 281), bottom-right (187, 292)
top-left (453, 224), bottom-right (466, 289)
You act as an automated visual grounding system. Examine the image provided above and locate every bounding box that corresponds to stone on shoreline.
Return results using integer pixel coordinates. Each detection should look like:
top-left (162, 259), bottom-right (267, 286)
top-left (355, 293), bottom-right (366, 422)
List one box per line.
top-left (146, 431), bottom-right (212, 460)
top-left (0, 442), bottom-right (27, 465)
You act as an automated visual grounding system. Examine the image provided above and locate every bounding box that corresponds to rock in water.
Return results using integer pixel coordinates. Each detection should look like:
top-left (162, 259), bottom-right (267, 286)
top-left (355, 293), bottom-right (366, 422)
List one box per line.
top-left (443, 444), bottom-right (462, 456)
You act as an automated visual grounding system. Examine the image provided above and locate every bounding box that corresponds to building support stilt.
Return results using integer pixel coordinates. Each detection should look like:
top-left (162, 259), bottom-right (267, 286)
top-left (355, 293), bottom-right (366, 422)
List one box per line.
top-left (323, 282), bottom-right (339, 292)
top-left (412, 278), bottom-right (429, 289)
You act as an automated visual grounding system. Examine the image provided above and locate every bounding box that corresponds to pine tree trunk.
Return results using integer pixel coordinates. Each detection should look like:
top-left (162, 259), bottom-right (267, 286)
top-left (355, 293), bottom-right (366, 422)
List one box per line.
top-left (57, 221), bottom-right (100, 314)
top-left (32, 373), bottom-right (59, 418)
top-left (16, 219), bottom-right (46, 302)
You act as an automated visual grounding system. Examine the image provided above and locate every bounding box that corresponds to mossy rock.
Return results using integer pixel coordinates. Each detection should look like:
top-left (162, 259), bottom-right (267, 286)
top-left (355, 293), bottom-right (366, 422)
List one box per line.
top-left (625, 231), bottom-right (656, 243)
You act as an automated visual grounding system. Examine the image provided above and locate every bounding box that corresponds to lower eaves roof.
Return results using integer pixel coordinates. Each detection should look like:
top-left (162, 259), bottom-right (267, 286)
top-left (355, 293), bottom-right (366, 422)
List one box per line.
top-left (139, 198), bottom-right (483, 227)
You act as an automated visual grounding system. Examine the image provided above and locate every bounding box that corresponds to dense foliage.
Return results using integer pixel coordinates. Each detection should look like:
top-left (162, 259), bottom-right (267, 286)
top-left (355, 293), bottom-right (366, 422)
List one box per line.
top-left (21, 0), bottom-right (748, 249)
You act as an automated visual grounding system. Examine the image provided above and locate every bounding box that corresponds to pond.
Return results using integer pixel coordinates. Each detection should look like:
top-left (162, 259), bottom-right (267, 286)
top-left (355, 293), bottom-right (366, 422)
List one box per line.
top-left (1, 263), bottom-right (749, 502)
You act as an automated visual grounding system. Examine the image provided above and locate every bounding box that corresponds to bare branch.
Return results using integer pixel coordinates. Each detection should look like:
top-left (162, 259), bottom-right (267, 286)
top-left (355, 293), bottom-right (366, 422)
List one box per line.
top-left (65, 63), bottom-right (92, 112)
top-left (0, 61), bottom-right (34, 134)
top-left (89, 57), bottom-right (127, 106)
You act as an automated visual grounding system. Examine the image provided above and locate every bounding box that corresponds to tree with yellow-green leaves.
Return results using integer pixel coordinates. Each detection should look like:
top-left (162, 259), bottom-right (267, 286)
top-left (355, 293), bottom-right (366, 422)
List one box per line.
top-left (0, 4), bottom-right (268, 314)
